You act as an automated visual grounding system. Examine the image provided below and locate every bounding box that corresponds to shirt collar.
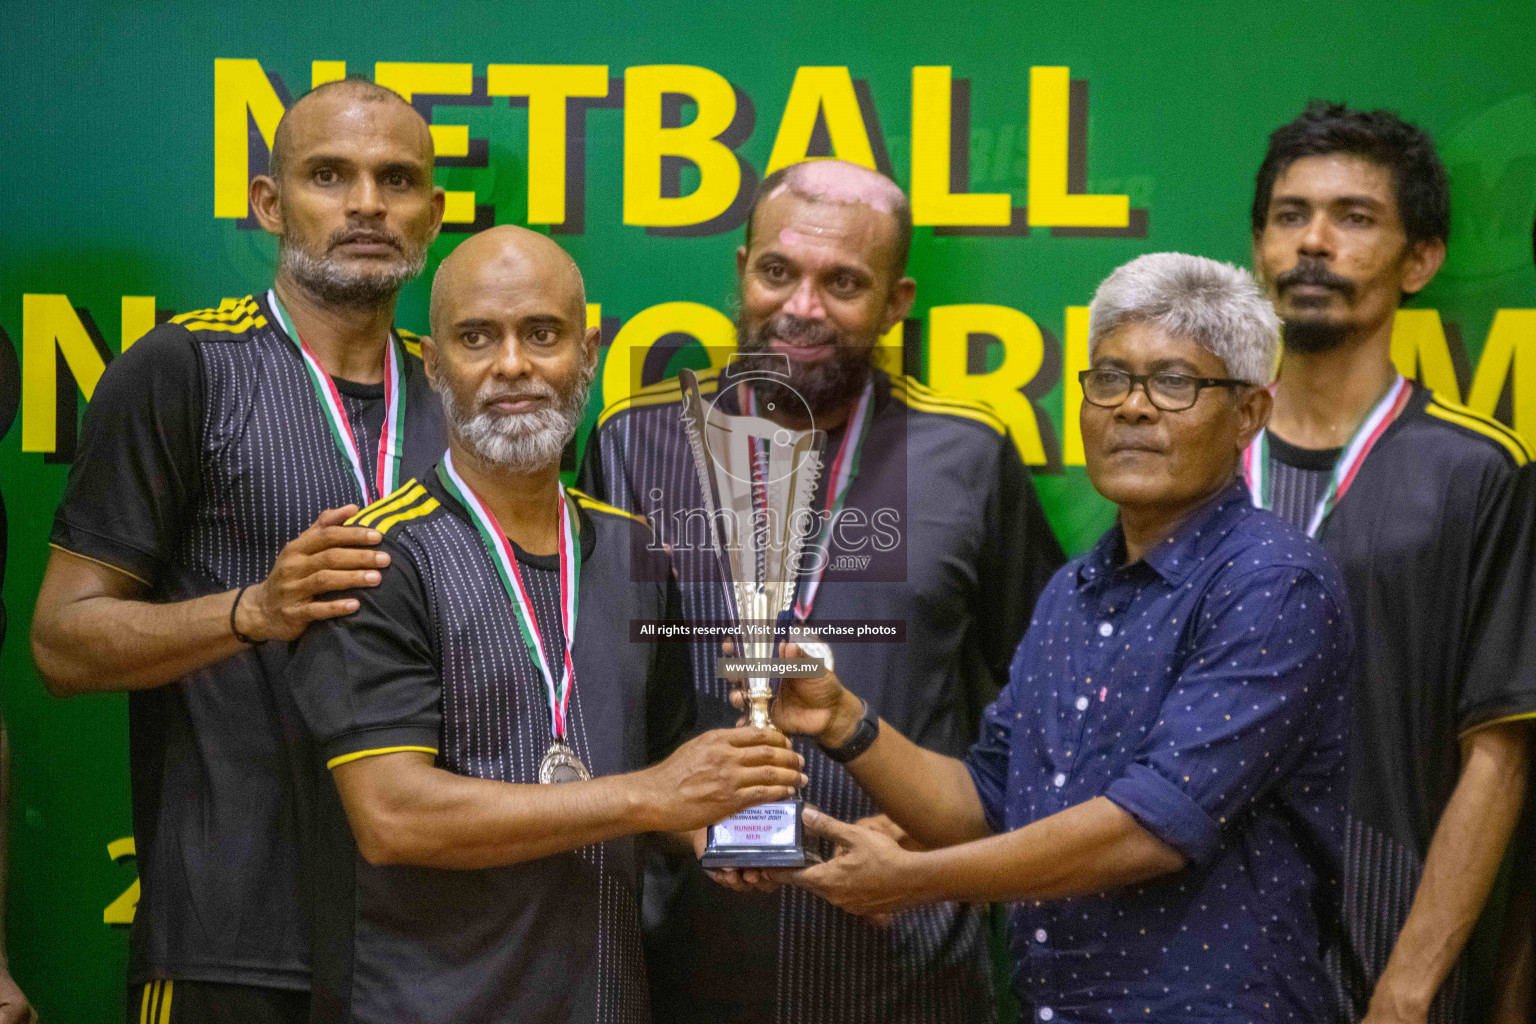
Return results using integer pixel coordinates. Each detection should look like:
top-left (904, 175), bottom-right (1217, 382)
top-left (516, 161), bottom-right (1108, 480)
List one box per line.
top-left (1077, 477), bottom-right (1253, 588)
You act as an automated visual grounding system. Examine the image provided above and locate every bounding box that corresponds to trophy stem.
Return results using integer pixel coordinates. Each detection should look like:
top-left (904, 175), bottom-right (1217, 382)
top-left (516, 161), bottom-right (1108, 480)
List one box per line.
top-left (746, 677), bottom-right (775, 731)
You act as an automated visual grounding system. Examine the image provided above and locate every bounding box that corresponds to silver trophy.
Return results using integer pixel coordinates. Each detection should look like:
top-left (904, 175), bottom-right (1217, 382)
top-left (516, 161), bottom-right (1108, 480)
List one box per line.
top-left (678, 366), bottom-right (826, 868)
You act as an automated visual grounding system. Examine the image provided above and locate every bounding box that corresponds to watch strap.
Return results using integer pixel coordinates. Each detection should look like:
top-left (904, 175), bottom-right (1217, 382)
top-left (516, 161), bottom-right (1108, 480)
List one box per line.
top-left (821, 697), bottom-right (879, 764)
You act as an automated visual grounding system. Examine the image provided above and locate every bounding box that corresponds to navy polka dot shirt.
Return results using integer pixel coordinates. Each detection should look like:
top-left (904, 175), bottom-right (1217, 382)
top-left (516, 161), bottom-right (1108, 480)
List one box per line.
top-left (966, 482), bottom-right (1353, 1023)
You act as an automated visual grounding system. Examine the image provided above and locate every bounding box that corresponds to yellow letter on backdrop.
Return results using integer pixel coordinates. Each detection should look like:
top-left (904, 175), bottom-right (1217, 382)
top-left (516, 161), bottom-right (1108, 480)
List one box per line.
top-left (928, 304), bottom-right (1048, 464)
top-left (22, 295), bottom-right (107, 453)
top-left (766, 67), bottom-right (878, 174)
top-left (488, 65), bottom-right (610, 225)
top-left (213, 59), bottom-right (286, 219)
top-left (910, 67), bottom-right (1010, 227)
top-left (624, 66), bottom-right (742, 227)
top-left (374, 62), bottom-right (477, 223)
top-left (1027, 67), bottom-right (1129, 228)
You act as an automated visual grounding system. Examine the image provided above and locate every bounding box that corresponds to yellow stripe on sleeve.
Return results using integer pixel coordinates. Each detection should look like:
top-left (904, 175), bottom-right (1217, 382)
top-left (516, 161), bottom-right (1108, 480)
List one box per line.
top-left (350, 483), bottom-right (426, 527)
top-left (1431, 398), bottom-right (1534, 460)
top-left (595, 369), bottom-right (721, 426)
top-left (1460, 710), bottom-right (1536, 739)
top-left (139, 982), bottom-right (152, 1024)
top-left (174, 314), bottom-right (268, 334)
top-left (1426, 404), bottom-right (1531, 465)
top-left (374, 498), bottom-right (440, 535)
top-left (889, 380), bottom-right (1005, 434)
top-left (49, 543), bottom-right (152, 588)
top-left (327, 746), bottom-right (439, 770)
top-left (568, 488), bottom-right (648, 526)
top-left (158, 980), bottom-right (174, 1024)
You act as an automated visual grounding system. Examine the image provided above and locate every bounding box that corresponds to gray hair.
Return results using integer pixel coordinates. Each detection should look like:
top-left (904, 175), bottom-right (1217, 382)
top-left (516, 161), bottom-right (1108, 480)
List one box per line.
top-left (1087, 253), bottom-right (1280, 385)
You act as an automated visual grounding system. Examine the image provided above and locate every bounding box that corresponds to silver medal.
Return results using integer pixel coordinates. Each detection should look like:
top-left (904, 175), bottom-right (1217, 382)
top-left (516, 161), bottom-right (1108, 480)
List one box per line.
top-left (539, 740), bottom-right (591, 785)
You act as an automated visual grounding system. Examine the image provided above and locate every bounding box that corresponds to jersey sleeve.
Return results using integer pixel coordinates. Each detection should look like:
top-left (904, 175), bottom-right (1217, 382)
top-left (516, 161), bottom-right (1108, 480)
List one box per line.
top-left (288, 543), bottom-right (441, 769)
top-left (1461, 462), bottom-right (1536, 733)
top-left (970, 434), bottom-right (1065, 711)
top-left (50, 323), bottom-right (203, 587)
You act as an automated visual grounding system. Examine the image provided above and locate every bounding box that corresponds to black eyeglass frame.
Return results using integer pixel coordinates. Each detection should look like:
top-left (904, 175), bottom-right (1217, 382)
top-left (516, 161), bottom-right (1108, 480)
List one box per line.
top-left (1077, 368), bottom-right (1253, 412)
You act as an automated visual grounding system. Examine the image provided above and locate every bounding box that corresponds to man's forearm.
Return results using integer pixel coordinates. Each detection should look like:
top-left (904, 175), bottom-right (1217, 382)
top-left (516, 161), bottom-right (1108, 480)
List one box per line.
top-left (1369, 724), bottom-right (1530, 1019)
top-left (337, 755), bottom-right (659, 870)
top-left (902, 796), bottom-right (1186, 905)
top-left (828, 695), bottom-right (991, 848)
top-left (34, 587), bottom-right (248, 695)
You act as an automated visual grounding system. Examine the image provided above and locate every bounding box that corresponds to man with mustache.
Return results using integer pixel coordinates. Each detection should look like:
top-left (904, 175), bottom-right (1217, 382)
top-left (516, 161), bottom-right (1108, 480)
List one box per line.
top-left (288, 226), bottom-right (805, 1024)
top-left (578, 159), bottom-right (1063, 1023)
top-left (32, 78), bottom-right (448, 1022)
top-left (1248, 102), bottom-right (1534, 1024)
top-left (750, 253), bottom-right (1354, 1024)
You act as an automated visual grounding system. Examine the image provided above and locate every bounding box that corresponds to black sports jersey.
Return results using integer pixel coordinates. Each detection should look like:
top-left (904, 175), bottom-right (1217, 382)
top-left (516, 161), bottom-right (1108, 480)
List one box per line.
top-left (289, 472), bottom-right (692, 1024)
top-left (49, 292), bottom-right (446, 991)
top-left (579, 362), bottom-right (1063, 1024)
top-left (1262, 383), bottom-right (1535, 1024)
top-left (1266, 433), bottom-right (1339, 528)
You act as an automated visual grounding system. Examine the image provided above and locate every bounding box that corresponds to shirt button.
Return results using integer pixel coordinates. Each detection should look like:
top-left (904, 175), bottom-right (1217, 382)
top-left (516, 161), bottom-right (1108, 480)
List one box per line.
top-left (1053, 772), bottom-right (1067, 787)
top-left (1075, 696), bottom-right (1089, 711)
top-left (1097, 621), bottom-right (1114, 637)
top-left (1035, 928), bottom-right (1048, 943)
top-left (1040, 1009), bottom-right (1055, 1022)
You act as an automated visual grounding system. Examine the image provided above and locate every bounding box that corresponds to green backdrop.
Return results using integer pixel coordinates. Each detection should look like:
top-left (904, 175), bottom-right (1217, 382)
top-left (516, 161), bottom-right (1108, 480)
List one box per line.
top-left (3, 3), bottom-right (1535, 1019)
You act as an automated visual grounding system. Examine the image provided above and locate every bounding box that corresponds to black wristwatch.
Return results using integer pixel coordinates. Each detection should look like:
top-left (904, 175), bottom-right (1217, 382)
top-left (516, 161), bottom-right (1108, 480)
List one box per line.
top-left (820, 697), bottom-right (879, 764)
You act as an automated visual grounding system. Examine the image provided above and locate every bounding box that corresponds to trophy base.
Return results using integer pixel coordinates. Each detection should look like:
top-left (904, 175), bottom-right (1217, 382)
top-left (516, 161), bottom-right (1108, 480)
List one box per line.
top-left (700, 797), bottom-right (814, 869)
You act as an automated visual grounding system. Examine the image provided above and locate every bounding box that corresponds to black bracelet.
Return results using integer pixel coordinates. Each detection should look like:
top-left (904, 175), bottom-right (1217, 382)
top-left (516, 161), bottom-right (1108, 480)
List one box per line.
top-left (230, 585), bottom-right (258, 645)
top-left (820, 696), bottom-right (880, 764)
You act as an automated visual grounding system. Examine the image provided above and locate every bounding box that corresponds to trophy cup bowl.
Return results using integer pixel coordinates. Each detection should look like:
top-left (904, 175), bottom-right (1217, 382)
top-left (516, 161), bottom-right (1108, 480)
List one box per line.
top-left (678, 366), bottom-right (827, 869)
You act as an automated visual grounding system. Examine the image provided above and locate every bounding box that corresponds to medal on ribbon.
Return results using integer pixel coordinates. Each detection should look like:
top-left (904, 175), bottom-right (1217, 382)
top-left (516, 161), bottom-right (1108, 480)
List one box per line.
top-left (438, 451), bottom-right (590, 784)
top-left (1243, 373), bottom-right (1411, 537)
top-left (268, 288), bottom-right (408, 504)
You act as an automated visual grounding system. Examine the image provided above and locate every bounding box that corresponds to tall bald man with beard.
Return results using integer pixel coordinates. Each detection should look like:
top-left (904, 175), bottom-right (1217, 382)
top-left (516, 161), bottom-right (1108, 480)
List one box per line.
top-left (32, 79), bottom-right (447, 1023)
top-left (579, 159), bottom-right (1064, 1024)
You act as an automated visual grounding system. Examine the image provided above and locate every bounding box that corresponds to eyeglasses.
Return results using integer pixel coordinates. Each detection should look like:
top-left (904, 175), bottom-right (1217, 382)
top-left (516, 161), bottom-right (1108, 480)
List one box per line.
top-left (1078, 368), bottom-right (1251, 412)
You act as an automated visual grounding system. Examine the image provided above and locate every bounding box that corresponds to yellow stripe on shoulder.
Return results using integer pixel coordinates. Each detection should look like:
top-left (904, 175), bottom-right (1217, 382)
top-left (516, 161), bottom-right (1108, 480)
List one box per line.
top-left (327, 745), bottom-right (439, 770)
top-left (348, 481), bottom-right (426, 527)
top-left (175, 314), bottom-right (268, 334)
top-left (1427, 397), bottom-right (1533, 462)
top-left (569, 488), bottom-right (649, 527)
top-left (1426, 401), bottom-right (1531, 465)
top-left (375, 497), bottom-right (440, 535)
top-left (889, 376), bottom-right (1006, 434)
top-left (596, 367), bottom-right (721, 426)
top-left (171, 296), bottom-right (258, 325)
top-left (1460, 709), bottom-right (1536, 739)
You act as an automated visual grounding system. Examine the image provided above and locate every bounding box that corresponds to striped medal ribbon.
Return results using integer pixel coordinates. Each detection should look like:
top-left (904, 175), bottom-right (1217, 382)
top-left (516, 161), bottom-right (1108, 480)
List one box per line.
top-left (437, 452), bottom-right (588, 783)
top-left (1243, 373), bottom-right (1411, 538)
top-left (268, 289), bottom-right (407, 505)
top-left (743, 379), bottom-right (875, 620)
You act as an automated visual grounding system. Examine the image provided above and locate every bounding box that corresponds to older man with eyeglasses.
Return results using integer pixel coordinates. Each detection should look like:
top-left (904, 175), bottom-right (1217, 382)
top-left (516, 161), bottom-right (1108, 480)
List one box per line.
top-left (739, 253), bottom-right (1358, 1024)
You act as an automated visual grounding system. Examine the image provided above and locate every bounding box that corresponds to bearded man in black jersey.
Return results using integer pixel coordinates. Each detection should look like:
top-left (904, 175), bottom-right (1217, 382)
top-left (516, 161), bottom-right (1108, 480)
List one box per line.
top-left (579, 159), bottom-right (1064, 1024)
top-left (32, 79), bottom-right (447, 1023)
top-left (1248, 101), bottom-right (1534, 1024)
top-left (288, 226), bottom-right (804, 1024)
